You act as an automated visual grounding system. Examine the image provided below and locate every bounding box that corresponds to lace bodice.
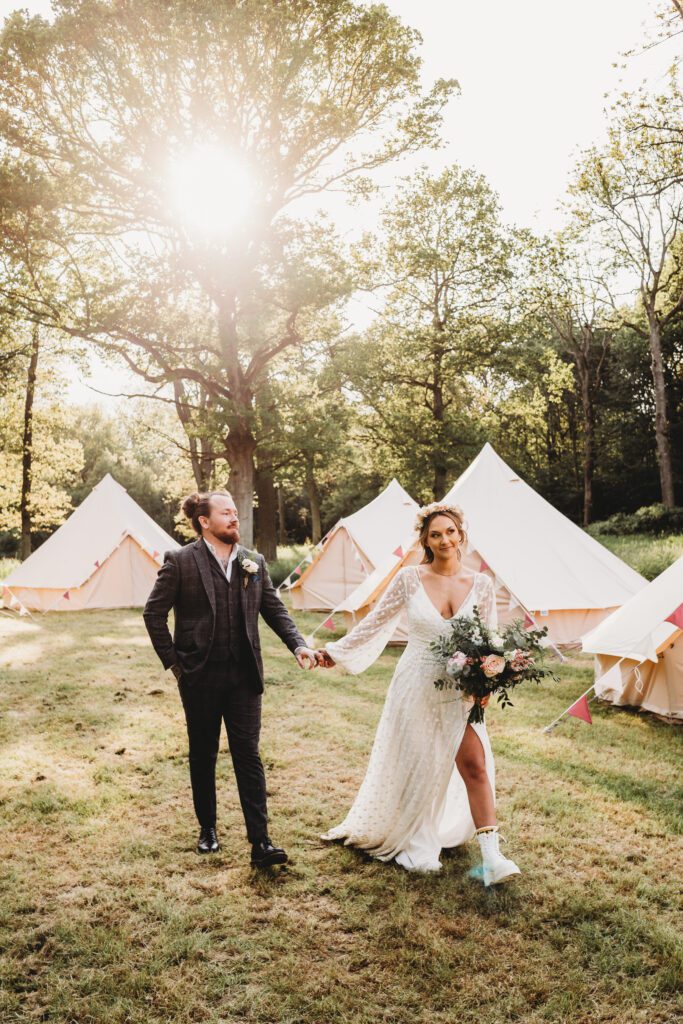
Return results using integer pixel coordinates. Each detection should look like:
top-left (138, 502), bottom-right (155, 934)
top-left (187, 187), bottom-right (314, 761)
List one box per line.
top-left (327, 567), bottom-right (497, 675)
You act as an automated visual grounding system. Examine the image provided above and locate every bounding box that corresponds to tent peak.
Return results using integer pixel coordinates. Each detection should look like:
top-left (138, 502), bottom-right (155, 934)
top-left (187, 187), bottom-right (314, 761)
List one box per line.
top-left (93, 473), bottom-right (127, 492)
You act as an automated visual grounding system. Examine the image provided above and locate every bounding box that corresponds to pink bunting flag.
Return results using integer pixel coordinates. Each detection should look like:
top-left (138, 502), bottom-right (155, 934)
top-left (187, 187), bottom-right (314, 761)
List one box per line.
top-left (479, 558), bottom-right (491, 572)
top-left (665, 603), bottom-right (683, 630)
top-left (567, 695), bottom-right (593, 725)
top-left (293, 566), bottom-right (302, 576)
top-left (322, 616), bottom-right (335, 630)
top-left (152, 550), bottom-right (159, 559)
top-left (393, 545), bottom-right (403, 558)
top-left (63, 591), bottom-right (70, 601)
top-left (523, 612), bottom-right (535, 628)
top-left (94, 560), bottom-right (100, 568)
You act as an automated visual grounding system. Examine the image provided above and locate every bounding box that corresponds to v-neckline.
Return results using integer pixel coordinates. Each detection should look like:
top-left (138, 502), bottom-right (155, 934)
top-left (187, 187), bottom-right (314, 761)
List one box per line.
top-left (415, 567), bottom-right (477, 622)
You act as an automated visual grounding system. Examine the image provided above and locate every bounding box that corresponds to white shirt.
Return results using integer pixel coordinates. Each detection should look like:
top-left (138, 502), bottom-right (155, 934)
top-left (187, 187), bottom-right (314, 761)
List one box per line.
top-left (204, 538), bottom-right (238, 581)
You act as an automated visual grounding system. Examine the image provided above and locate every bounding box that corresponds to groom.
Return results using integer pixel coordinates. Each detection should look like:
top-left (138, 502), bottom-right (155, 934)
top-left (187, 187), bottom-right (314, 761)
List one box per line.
top-left (143, 489), bottom-right (324, 867)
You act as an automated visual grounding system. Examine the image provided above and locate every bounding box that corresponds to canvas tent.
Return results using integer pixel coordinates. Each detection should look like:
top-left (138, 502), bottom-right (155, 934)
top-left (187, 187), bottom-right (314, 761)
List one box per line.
top-left (290, 479), bottom-right (418, 611)
top-left (2, 474), bottom-right (179, 612)
top-left (581, 556), bottom-right (683, 721)
top-left (333, 443), bottom-right (647, 646)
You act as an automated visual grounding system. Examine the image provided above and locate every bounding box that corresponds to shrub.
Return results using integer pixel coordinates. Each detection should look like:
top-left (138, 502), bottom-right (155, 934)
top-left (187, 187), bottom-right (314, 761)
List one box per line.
top-left (267, 544), bottom-right (314, 588)
top-left (587, 504), bottom-right (683, 537)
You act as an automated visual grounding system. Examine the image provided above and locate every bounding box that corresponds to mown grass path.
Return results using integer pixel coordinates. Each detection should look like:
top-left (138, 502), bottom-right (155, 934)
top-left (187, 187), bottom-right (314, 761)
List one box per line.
top-left (0, 607), bottom-right (681, 1024)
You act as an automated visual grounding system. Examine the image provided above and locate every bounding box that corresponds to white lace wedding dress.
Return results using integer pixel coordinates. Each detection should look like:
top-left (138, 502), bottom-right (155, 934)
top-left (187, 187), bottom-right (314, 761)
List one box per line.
top-left (322, 566), bottom-right (498, 872)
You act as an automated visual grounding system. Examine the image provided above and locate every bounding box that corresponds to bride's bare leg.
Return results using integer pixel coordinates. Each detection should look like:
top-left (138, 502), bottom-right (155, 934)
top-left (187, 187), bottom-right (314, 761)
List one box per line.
top-left (455, 724), bottom-right (496, 828)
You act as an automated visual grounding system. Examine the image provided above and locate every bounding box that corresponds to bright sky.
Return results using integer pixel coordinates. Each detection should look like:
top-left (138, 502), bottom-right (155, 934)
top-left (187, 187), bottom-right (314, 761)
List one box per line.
top-left (1, 0), bottom-right (678, 405)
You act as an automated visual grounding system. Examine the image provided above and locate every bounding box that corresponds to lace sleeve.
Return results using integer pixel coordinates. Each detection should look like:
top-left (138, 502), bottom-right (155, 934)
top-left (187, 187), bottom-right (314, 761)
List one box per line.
top-left (476, 574), bottom-right (498, 630)
top-left (326, 569), bottom-right (408, 675)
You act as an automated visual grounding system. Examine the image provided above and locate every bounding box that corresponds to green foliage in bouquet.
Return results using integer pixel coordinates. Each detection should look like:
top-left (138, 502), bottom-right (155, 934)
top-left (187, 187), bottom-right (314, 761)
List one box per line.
top-left (430, 607), bottom-right (556, 724)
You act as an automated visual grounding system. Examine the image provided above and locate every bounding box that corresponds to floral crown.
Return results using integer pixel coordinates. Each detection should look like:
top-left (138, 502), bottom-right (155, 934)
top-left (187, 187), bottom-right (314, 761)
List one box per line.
top-left (413, 502), bottom-right (465, 534)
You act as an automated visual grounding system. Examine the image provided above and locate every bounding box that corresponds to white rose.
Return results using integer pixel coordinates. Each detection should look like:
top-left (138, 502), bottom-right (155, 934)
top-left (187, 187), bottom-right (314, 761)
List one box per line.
top-left (490, 632), bottom-right (505, 651)
top-left (242, 558), bottom-right (259, 574)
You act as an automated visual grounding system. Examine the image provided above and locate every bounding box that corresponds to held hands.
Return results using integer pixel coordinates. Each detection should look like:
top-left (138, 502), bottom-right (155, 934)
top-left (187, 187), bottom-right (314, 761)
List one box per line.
top-left (295, 647), bottom-right (336, 670)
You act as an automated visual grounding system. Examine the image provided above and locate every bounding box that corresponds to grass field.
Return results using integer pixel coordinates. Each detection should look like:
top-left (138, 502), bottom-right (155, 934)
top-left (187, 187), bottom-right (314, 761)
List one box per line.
top-left (0, 602), bottom-right (681, 1024)
top-left (596, 534), bottom-right (683, 580)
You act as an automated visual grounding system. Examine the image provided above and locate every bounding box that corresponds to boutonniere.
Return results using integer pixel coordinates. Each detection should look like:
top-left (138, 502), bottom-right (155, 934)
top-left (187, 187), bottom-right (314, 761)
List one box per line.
top-left (237, 551), bottom-right (260, 589)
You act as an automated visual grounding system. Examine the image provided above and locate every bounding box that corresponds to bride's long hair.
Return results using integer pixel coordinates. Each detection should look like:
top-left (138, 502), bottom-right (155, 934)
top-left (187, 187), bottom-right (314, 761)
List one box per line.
top-left (417, 506), bottom-right (467, 564)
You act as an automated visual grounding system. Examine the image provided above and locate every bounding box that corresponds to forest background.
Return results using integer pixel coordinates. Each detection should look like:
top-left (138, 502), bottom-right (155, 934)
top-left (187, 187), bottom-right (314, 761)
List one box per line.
top-left (1, 0), bottom-right (682, 567)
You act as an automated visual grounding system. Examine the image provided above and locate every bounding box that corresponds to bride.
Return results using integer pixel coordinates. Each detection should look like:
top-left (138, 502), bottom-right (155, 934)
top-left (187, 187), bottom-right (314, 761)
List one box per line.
top-left (320, 503), bottom-right (521, 884)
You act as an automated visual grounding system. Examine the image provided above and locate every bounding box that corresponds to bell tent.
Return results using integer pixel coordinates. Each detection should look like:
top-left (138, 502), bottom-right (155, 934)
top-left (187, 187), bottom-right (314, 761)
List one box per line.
top-left (581, 556), bottom-right (683, 722)
top-left (290, 478), bottom-right (418, 612)
top-left (1, 474), bottom-right (179, 612)
top-left (333, 444), bottom-right (646, 647)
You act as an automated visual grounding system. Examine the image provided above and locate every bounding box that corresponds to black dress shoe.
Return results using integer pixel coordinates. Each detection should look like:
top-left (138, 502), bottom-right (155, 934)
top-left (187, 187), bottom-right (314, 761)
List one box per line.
top-left (197, 826), bottom-right (220, 854)
top-left (250, 837), bottom-right (288, 867)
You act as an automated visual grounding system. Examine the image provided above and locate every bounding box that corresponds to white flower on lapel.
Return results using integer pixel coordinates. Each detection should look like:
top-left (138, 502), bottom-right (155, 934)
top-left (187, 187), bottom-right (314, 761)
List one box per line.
top-left (236, 551), bottom-right (260, 588)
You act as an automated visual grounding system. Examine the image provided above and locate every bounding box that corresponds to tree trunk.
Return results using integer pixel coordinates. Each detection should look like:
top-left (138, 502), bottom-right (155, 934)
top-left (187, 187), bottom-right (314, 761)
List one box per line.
top-left (575, 334), bottom-right (595, 527)
top-left (647, 313), bottom-right (676, 506)
top-left (431, 344), bottom-right (447, 499)
top-left (218, 297), bottom-right (258, 544)
top-left (255, 466), bottom-right (278, 561)
top-left (305, 460), bottom-right (322, 544)
top-left (173, 380), bottom-right (214, 490)
top-left (20, 323), bottom-right (40, 561)
top-left (225, 424), bottom-right (257, 547)
top-left (277, 485), bottom-right (287, 545)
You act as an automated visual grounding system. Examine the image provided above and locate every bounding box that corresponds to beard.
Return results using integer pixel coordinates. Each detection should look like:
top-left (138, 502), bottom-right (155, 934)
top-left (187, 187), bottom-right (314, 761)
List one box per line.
top-left (215, 526), bottom-right (240, 544)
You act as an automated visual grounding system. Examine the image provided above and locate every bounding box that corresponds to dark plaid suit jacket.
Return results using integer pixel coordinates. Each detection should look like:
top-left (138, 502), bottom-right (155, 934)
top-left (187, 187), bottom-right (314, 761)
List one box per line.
top-left (143, 539), bottom-right (306, 692)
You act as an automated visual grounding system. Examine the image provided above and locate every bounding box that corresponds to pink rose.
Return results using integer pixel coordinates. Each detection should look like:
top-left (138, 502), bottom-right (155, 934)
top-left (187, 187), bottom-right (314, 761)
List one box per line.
top-left (446, 651), bottom-right (468, 677)
top-left (510, 649), bottom-right (532, 671)
top-left (481, 654), bottom-right (506, 678)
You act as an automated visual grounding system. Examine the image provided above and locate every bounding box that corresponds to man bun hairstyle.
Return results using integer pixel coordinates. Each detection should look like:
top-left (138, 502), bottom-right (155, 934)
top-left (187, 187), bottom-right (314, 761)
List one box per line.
top-left (415, 504), bottom-right (468, 564)
top-left (182, 490), bottom-right (233, 536)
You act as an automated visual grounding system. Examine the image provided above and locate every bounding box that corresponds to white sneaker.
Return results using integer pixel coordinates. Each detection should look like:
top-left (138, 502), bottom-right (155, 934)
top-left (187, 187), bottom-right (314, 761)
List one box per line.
top-left (474, 827), bottom-right (521, 886)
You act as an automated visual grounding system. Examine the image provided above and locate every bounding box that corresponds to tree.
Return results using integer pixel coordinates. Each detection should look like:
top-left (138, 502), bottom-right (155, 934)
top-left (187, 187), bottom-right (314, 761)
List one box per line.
top-left (0, 155), bottom-right (84, 556)
top-left (340, 164), bottom-right (513, 499)
top-left (0, 0), bottom-right (456, 544)
top-left (0, 368), bottom-right (84, 547)
top-left (571, 97), bottom-right (683, 506)
top-left (524, 234), bottom-right (614, 525)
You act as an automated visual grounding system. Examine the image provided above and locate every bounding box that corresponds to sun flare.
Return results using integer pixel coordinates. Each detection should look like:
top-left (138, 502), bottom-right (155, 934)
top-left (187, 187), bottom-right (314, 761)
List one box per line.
top-left (167, 144), bottom-right (253, 237)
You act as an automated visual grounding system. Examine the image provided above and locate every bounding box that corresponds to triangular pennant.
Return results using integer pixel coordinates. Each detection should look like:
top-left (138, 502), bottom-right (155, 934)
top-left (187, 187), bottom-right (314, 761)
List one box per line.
top-left (322, 616), bottom-right (335, 630)
top-left (18, 606), bottom-right (29, 617)
top-left (9, 594), bottom-right (19, 608)
top-left (63, 591), bottom-right (70, 601)
top-left (567, 695), bottom-right (592, 724)
top-left (479, 558), bottom-right (490, 573)
top-left (304, 553), bottom-right (314, 564)
top-left (293, 566), bottom-right (302, 576)
top-left (94, 560), bottom-right (100, 568)
top-left (665, 603), bottom-right (683, 630)
top-left (152, 550), bottom-right (160, 559)
top-left (523, 612), bottom-right (535, 628)
top-left (393, 545), bottom-right (404, 558)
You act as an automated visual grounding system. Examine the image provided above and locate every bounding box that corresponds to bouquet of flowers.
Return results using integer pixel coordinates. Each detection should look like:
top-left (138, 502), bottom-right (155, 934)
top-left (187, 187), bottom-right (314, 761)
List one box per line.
top-left (430, 607), bottom-right (555, 724)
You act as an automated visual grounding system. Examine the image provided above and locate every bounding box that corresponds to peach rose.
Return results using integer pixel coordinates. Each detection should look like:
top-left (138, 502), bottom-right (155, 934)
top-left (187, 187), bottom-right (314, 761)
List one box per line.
top-left (481, 654), bottom-right (506, 678)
